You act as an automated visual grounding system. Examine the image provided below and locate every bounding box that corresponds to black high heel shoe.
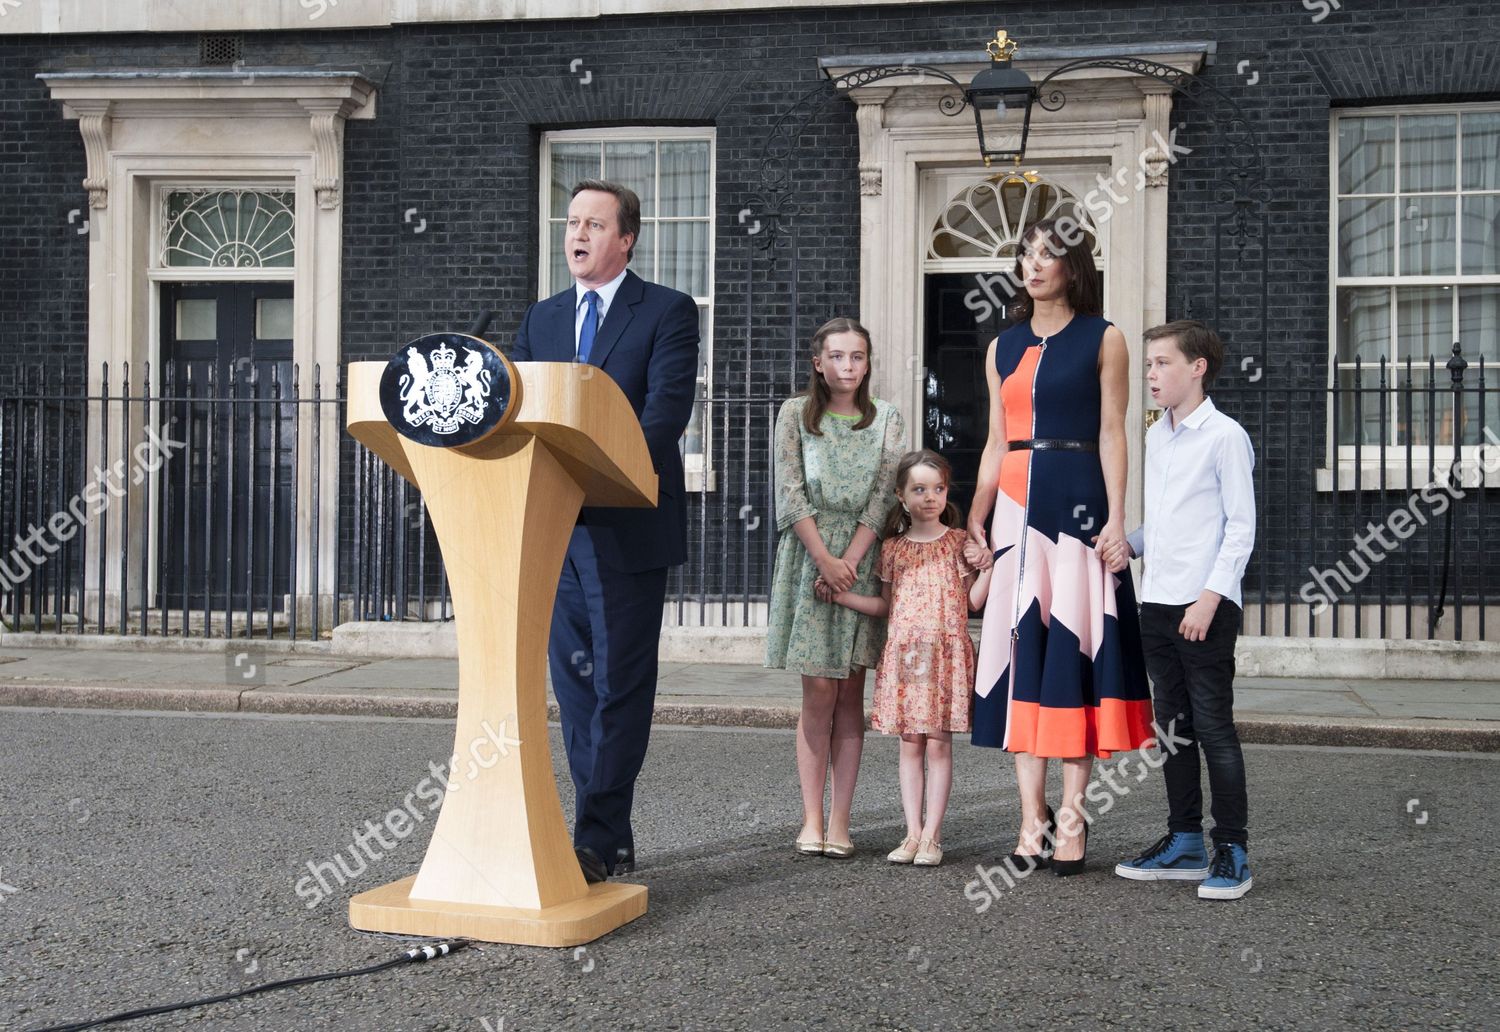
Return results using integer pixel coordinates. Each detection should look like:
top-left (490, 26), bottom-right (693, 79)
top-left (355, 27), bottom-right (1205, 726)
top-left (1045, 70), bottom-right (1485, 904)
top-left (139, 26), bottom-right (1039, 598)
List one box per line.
top-left (1005, 805), bottom-right (1056, 872)
top-left (1052, 816), bottom-right (1090, 877)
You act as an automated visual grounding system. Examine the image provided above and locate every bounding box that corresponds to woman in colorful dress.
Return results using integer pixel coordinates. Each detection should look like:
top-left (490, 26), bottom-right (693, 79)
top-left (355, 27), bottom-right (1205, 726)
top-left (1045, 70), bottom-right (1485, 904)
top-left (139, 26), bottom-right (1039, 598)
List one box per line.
top-left (967, 219), bottom-right (1155, 877)
top-left (766, 317), bottom-right (905, 858)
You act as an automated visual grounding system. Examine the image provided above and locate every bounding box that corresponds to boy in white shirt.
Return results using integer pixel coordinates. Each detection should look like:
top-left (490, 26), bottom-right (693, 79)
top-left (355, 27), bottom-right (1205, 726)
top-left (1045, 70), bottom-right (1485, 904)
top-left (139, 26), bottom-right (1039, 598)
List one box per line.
top-left (1100, 321), bottom-right (1257, 900)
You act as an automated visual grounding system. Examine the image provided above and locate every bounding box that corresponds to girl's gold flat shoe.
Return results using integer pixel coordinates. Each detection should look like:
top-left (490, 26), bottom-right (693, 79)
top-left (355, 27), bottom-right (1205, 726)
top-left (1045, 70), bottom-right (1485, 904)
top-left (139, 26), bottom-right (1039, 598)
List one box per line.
top-left (913, 839), bottom-right (944, 866)
top-left (887, 837), bottom-right (920, 864)
top-left (794, 838), bottom-right (824, 856)
top-left (822, 840), bottom-right (856, 858)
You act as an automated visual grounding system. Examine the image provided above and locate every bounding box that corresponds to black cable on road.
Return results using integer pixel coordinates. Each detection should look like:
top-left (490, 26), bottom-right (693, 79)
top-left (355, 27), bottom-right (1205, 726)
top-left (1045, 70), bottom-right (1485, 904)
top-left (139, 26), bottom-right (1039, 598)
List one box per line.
top-left (25, 941), bottom-right (471, 1032)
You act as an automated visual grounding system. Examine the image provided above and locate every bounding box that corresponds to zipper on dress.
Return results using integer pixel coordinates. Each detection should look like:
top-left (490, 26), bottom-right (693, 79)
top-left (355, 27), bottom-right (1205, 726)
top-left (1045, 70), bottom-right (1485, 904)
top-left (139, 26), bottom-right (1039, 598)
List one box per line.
top-left (1010, 338), bottom-right (1048, 652)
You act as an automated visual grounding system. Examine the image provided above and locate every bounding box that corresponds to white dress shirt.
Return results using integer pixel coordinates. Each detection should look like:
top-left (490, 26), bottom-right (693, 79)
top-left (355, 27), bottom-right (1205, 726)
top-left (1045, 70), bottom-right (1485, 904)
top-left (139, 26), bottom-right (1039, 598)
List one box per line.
top-left (573, 268), bottom-right (629, 358)
top-left (1126, 396), bottom-right (1257, 608)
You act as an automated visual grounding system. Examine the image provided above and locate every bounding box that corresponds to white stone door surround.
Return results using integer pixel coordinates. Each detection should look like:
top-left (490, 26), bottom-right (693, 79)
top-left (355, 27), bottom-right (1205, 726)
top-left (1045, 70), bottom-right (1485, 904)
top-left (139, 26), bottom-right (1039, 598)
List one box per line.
top-left (823, 41), bottom-right (1213, 530)
top-left (39, 69), bottom-right (376, 617)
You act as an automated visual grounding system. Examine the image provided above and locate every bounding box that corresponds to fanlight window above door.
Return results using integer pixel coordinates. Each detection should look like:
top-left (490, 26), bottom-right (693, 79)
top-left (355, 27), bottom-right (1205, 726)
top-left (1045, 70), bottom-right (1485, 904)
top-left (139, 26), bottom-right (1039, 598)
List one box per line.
top-left (927, 174), bottom-right (1100, 262)
top-left (160, 188), bottom-right (295, 269)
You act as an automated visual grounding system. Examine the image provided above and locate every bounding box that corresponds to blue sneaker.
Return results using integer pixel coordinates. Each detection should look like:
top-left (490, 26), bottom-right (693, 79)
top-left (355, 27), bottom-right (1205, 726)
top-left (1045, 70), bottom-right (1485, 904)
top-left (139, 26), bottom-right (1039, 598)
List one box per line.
top-left (1114, 832), bottom-right (1210, 881)
top-left (1198, 843), bottom-right (1252, 900)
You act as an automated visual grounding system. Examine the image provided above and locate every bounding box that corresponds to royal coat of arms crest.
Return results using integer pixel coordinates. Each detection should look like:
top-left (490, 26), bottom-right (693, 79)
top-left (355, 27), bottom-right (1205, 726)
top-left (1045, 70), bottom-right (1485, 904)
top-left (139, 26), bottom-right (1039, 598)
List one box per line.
top-left (399, 341), bottom-right (493, 434)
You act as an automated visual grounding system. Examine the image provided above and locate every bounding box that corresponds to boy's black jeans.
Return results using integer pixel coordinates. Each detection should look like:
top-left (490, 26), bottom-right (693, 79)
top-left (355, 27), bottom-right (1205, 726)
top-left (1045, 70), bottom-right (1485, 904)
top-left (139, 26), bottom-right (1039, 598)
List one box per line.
top-left (1139, 599), bottom-right (1249, 848)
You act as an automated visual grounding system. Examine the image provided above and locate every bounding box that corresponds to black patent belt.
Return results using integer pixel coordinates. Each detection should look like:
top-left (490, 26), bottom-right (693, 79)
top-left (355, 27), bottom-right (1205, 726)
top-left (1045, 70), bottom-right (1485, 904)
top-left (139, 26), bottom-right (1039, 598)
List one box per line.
top-left (1007, 438), bottom-right (1098, 452)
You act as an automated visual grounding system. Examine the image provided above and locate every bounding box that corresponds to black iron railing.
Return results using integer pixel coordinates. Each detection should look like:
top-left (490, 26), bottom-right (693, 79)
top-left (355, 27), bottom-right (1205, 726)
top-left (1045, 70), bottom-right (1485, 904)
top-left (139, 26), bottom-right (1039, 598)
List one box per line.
top-left (1214, 343), bottom-right (1495, 640)
top-left (1, 352), bottom-right (1495, 641)
top-left (0, 362), bottom-right (339, 639)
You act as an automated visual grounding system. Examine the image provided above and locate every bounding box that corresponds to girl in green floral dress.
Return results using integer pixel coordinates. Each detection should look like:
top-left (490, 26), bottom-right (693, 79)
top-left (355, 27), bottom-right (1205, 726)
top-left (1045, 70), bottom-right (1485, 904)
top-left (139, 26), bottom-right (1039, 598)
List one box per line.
top-left (765, 317), bottom-right (906, 858)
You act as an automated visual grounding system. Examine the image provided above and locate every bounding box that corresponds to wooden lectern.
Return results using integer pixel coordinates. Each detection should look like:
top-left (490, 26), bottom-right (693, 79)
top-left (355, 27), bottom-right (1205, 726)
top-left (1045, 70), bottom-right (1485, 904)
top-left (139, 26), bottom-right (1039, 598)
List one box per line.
top-left (344, 350), bottom-right (656, 947)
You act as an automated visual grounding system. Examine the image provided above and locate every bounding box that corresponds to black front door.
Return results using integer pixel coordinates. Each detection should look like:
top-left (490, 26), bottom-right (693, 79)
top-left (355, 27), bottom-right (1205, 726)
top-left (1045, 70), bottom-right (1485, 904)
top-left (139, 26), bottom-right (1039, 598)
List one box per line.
top-left (158, 281), bottom-right (294, 616)
top-left (922, 272), bottom-right (1012, 520)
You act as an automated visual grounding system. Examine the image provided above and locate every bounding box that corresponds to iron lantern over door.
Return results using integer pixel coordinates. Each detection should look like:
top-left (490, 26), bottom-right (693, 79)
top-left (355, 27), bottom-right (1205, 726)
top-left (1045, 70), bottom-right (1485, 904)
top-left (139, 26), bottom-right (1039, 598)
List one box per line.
top-left (964, 31), bottom-right (1037, 166)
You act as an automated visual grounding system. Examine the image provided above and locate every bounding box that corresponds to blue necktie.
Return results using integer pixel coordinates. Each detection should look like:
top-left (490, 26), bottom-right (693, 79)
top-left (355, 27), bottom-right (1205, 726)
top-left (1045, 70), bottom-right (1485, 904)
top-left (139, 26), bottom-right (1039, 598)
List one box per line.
top-left (577, 289), bottom-right (600, 364)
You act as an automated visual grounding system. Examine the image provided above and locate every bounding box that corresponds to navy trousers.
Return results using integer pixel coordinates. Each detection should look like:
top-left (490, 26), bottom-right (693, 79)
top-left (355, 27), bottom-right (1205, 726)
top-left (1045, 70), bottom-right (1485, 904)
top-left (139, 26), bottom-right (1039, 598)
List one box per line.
top-left (548, 525), bottom-right (668, 870)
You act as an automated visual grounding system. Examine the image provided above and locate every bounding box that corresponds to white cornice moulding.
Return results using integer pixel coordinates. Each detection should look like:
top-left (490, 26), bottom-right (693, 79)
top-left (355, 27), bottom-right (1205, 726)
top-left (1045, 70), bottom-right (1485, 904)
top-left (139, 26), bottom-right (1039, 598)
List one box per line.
top-left (38, 70), bottom-right (377, 210)
top-left (3, 0), bottom-right (959, 34)
top-left (38, 71), bottom-right (379, 118)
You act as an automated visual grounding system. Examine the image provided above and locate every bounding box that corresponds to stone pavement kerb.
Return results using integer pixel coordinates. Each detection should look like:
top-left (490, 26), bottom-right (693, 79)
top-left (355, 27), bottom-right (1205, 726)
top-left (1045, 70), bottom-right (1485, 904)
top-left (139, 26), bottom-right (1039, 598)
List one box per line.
top-left (0, 637), bottom-right (1495, 752)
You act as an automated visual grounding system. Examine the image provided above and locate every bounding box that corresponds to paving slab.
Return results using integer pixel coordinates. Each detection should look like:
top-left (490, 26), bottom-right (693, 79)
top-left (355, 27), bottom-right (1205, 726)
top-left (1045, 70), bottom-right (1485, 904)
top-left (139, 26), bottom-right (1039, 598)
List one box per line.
top-left (267, 657), bottom-right (360, 669)
top-left (1350, 680), bottom-right (1500, 708)
top-left (1365, 701), bottom-right (1500, 719)
top-left (1234, 687), bottom-right (1377, 718)
top-left (0, 647), bottom-right (363, 689)
top-left (270, 658), bottom-right (456, 691)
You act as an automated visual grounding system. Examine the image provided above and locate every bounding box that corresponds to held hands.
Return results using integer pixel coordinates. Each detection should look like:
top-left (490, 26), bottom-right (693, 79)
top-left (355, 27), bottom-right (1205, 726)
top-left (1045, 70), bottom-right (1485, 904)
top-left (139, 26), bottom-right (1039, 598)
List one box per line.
top-left (814, 551), bottom-right (858, 594)
top-left (1092, 539), bottom-right (1130, 574)
top-left (962, 539), bottom-right (993, 572)
top-left (1179, 593), bottom-right (1221, 642)
top-left (1091, 520), bottom-right (1130, 574)
top-left (813, 575), bottom-right (837, 605)
top-left (965, 524), bottom-right (991, 572)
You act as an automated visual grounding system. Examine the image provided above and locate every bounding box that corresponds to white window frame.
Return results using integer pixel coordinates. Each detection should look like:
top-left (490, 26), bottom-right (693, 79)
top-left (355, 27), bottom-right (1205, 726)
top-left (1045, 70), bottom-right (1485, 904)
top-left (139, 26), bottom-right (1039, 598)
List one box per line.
top-left (1325, 103), bottom-right (1500, 490)
top-left (539, 127), bottom-right (716, 490)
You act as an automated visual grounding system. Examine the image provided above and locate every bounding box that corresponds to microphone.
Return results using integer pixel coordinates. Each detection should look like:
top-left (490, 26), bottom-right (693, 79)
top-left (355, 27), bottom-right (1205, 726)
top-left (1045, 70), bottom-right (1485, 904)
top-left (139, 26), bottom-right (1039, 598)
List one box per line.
top-left (468, 310), bottom-right (494, 338)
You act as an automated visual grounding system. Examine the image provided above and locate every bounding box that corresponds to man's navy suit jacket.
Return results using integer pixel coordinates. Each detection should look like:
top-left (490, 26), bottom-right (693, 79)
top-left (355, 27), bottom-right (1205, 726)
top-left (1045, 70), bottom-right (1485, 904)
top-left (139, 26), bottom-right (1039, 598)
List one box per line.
top-left (511, 269), bottom-right (700, 573)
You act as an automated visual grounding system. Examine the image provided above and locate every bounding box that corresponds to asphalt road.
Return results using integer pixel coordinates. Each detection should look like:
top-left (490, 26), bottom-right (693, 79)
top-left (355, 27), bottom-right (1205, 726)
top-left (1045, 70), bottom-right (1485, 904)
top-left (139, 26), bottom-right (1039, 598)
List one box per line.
top-left (1, 707), bottom-right (1495, 1032)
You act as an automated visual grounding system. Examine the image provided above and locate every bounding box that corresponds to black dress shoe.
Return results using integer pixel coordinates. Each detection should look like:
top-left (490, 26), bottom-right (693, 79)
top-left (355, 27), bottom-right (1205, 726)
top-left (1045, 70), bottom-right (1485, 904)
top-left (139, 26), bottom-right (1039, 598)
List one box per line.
top-left (1053, 820), bottom-right (1090, 878)
top-left (614, 847), bottom-right (636, 875)
top-left (575, 846), bottom-right (608, 884)
top-left (1005, 805), bottom-right (1056, 872)
top-left (1005, 852), bottom-right (1051, 873)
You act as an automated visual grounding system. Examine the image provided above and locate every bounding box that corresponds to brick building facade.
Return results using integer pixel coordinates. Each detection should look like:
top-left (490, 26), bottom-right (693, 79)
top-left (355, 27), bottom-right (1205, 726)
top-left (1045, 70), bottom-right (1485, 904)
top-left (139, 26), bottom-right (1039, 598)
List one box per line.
top-left (1, 0), bottom-right (1497, 644)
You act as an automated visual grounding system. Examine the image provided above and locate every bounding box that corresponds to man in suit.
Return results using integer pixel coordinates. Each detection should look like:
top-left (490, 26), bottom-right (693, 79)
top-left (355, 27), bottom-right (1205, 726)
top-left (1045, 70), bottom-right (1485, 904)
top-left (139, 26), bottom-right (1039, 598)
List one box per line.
top-left (512, 179), bottom-right (700, 883)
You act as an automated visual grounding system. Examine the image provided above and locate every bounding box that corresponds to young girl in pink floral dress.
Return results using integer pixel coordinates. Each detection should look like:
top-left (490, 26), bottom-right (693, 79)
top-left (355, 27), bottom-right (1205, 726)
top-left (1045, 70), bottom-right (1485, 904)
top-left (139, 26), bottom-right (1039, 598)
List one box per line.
top-left (818, 450), bottom-right (992, 867)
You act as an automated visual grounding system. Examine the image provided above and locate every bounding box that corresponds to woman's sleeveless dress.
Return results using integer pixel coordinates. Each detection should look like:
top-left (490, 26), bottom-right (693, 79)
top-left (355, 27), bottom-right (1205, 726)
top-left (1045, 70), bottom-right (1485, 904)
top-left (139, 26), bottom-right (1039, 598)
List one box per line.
top-left (972, 314), bottom-right (1154, 759)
